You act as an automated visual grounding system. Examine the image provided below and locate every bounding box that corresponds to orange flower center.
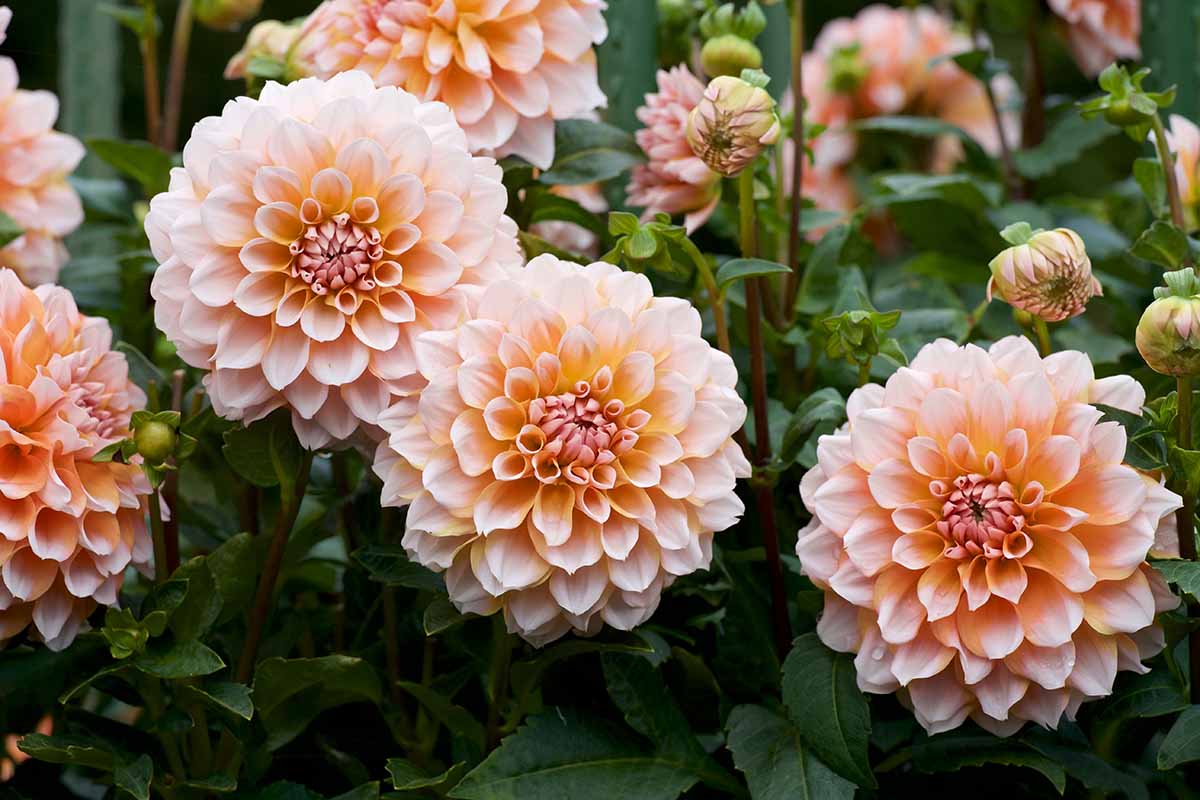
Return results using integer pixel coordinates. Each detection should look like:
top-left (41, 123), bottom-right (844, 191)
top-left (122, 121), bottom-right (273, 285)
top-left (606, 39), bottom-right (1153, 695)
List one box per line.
top-left (936, 473), bottom-right (1027, 560)
top-left (290, 215), bottom-right (382, 296)
top-left (521, 381), bottom-right (640, 488)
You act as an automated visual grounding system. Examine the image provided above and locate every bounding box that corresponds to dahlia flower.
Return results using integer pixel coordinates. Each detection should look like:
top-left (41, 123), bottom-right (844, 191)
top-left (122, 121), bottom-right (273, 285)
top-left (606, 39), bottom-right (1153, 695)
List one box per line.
top-left (627, 65), bottom-right (722, 234)
top-left (0, 269), bottom-right (152, 651)
top-left (0, 6), bottom-right (84, 286)
top-left (1047, 0), bottom-right (1140, 78)
top-left (146, 71), bottom-right (522, 449)
top-left (373, 255), bottom-right (750, 646)
top-left (988, 227), bottom-right (1101, 322)
top-left (298, 0), bottom-right (608, 169)
top-left (686, 75), bottom-right (781, 178)
top-left (797, 336), bottom-right (1180, 735)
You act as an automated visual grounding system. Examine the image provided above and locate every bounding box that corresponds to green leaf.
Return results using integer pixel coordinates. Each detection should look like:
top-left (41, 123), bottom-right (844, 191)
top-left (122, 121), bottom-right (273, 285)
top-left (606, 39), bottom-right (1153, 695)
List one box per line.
top-left (911, 733), bottom-right (1065, 794)
top-left (526, 191), bottom-right (607, 236)
top-left (424, 595), bottom-right (466, 635)
top-left (1096, 669), bottom-right (1188, 722)
top-left (518, 231), bottom-right (591, 265)
top-left (169, 560), bottom-right (221, 640)
top-left (1159, 706), bottom-right (1200, 769)
top-left (1095, 404), bottom-right (1169, 471)
top-left (254, 656), bottom-right (382, 750)
top-left (1134, 157), bottom-right (1167, 218)
top-left (115, 341), bottom-right (167, 396)
top-left (602, 654), bottom-right (741, 795)
top-left (183, 681), bottom-right (254, 720)
top-left (449, 710), bottom-right (697, 800)
top-left (781, 634), bottom-right (875, 788)
top-left (398, 681), bottom-right (486, 757)
top-left (207, 533), bottom-right (258, 625)
top-left (115, 754), bottom-right (153, 800)
top-left (726, 704), bottom-right (854, 800)
top-left (1026, 731), bottom-right (1149, 800)
top-left (715, 258), bottom-right (791, 291)
top-left (0, 210), bottom-right (23, 249)
top-left (87, 138), bottom-right (172, 196)
top-left (796, 225), bottom-right (852, 316)
top-left (539, 119), bottom-right (645, 185)
top-left (509, 637), bottom-right (656, 709)
top-left (387, 758), bottom-right (468, 791)
top-left (222, 408), bottom-right (305, 488)
top-left (780, 388), bottom-right (846, 469)
top-left (353, 544), bottom-right (445, 591)
top-left (876, 173), bottom-right (1002, 210)
top-left (854, 116), bottom-right (990, 168)
top-left (179, 774), bottom-right (237, 792)
top-left (1153, 559), bottom-right (1200, 596)
top-left (134, 639), bottom-right (225, 679)
top-left (18, 733), bottom-right (115, 770)
top-left (330, 785), bottom-right (380, 800)
top-left (608, 211), bottom-right (640, 236)
top-left (1131, 220), bottom-right (1191, 268)
top-left (1012, 113), bottom-right (1115, 178)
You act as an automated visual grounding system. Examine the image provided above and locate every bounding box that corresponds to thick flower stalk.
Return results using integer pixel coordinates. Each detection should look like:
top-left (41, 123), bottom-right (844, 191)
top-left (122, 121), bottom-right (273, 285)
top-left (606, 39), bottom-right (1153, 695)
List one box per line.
top-left (0, 270), bottom-right (152, 650)
top-left (686, 74), bottom-right (781, 178)
top-left (1047, 0), bottom-right (1140, 78)
top-left (627, 64), bottom-right (722, 233)
top-left (796, 337), bottom-right (1180, 735)
top-left (988, 226), bottom-right (1101, 322)
top-left (0, 6), bottom-right (85, 285)
top-left (373, 255), bottom-right (750, 646)
top-left (298, 0), bottom-right (608, 169)
top-left (146, 71), bottom-right (522, 449)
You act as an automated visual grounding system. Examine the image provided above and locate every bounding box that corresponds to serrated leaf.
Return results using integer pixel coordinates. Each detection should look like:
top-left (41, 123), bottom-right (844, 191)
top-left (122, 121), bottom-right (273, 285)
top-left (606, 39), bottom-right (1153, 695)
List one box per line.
top-left (1095, 404), bottom-right (1169, 471)
top-left (854, 116), bottom-right (990, 168)
top-left (1131, 220), bottom-right (1191, 268)
top-left (424, 595), bottom-right (466, 635)
top-left (115, 754), bottom-right (153, 800)
top-left (18, 733), bottom-right (115, 770)
top-left (179, 774), bottom-right (237, 792)
top-left (715, 258), bottom-right (791, 290)
top-left (387, 758), bottom-right (468, 791)
top-left (1013, 113), bottom-right (1114, 178)
top-left (222, 408), bottom-right (304, 488)
top-left (608, 211), bottom-right (640, 236)
top-left (449, 710), bottom-right (696, 800)
top-left (330, 784), bottom-right (380, 800)
top-left (1134, 157), bottom-right (1167, 218)
top-left (601, 654), bottom-right (741, 795)
top-left (539, 119), bottom-right (645, 185)
top-left (509, 637), bottom-right (655, 710)
top-left (1096, 669), bottom-right (1188, 722)
top-left (1153, 559), bottom-right (1200, 596)
top-left (254, 656), bottom-right (382, 750)
top-left (353, 544), bottom-right (445, 591)
top-left (207, 532), bottom-right (257, 624)
top-left (134, 639), bottom-right (225, 679)
top-left (726, 704), bottom-right (855, 800)
top-left (1025, 730), bottom-right (1148, 800)
top-left (781, 634), bottom-right (875, 788)
top-left (912, 733), bottom-right (1064, 794)
top-left (398, 681), bottom-right (486, 758)
top-left (1159, 706), bottom-right (1200, 769)
top-left (184, 681), bottom-right (254, 721)
top-left (87, 138), bottom-right (172, 196)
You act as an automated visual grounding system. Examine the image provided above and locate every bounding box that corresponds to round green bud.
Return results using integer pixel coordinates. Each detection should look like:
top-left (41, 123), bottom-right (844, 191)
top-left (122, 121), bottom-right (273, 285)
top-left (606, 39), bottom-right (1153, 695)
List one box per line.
top-left (135, 420), bottom-right (177, 465)
top-left (1102, 97), bottom-right (1153, 128)
top-left (1137, 295), bottom-right (1200, 377)
top-left (701, 34), bottom-right (762, 78)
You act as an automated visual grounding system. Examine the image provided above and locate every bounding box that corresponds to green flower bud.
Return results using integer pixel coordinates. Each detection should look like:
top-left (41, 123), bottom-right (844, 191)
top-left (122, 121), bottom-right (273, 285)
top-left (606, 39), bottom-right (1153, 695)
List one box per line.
top-left (700, 34), bottom-right (763, 78)
top-left (135, 420), bottom-right (177, 465)
top-left (1136, 268), bottom-right (1200, 377)
top-left (827, 45), bottom-right (868, 94)
top-left (195, 0), bottom-right (263, 31)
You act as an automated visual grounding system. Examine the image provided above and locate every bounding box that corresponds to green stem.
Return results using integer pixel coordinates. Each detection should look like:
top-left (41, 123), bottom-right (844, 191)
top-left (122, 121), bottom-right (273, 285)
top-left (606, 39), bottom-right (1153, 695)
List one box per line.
top-left (162, 0), bottom-right (194, 151)
top-left (856, 360), bottom-right (872, 386)
top-left (679, 236), bottom-right (733, 357)
top-left (782, 0), bottom-right (804, 320)
top-left (1032, 318), bottom-right (1052, 357)
top-left (1153, 114), bottom-right (1192, 252)
top-left (163, 369), bottom-right (184, 575)
top-left (214, 450), bottom-right (314, 773)
top-left (148, 492), bottom-right (169, 584)
top-left (138, 0), bottom-right (162, 147)
top-left (1176, 377), bottom-right (1200, 703)
top-left (485, 615), bottom-right (514, 751)
top-left (739, 168), bottom-right (792, 659)
top-left (957, 297), bottom-right (991, 344)
top-left (143, 677), bottom-right (187, 787)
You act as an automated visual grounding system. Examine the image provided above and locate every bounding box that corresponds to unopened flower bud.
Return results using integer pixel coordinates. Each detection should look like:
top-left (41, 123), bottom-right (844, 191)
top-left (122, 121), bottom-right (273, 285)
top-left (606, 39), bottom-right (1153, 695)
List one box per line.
top-left (827, 44), bottom-right (869, 94)
top-left (686, 73), bottom-right (781, 176)
top-left (195, 0), bottom-right (262, 31)
top-left (135, 420), bottom-right (176, 465)
top-left (1137, 268), bottom-right (1200, 377)
top-left (224, 19), bottom-right (306, 81)
top-left (987, 224), bottom-right (1101, 322)
top-left (701, 34), bottom-right (763, 78)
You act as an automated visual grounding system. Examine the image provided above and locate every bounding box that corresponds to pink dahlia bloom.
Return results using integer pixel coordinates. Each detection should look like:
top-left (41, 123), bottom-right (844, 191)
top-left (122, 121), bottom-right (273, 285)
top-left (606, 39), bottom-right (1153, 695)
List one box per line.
top-left (298, 0), bottom-right (608, 169)
top-left (146, 71), bottom-right (522, 450)
top-left (373, 255), bottom-right (750, 646)
top-left (627, 65), bottom-right (721, 234)
top-left (1047, 0), bottom-right (1140, 78)
top-left (796, 337), bottom-right (1180, 735)
top-left (0, 7), bottom-right (84, 286)
top-left (1161, 115), bottom-right (1200, 231)
top-left (0, 269), bottom-right (152, 650)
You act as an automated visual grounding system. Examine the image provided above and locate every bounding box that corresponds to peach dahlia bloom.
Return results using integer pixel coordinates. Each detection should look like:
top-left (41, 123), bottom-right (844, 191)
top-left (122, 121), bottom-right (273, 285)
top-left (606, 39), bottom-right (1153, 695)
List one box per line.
top-left (0, 6), bottom-right (85, 286)
top-left (147, 71), bottom-right (522, 449)
top-left (797, 337), bottom-right (1180, 735)
top-left (1047, 0), bottom-right (1140, 78)
top-left (627, 65), bottom-right (721, 234)
top-left (299, 0), bottom-right (608, 170)
top-left (373, 255), bottom-right (750, 646)
top-left (0, 270), bottom-right (152, 651)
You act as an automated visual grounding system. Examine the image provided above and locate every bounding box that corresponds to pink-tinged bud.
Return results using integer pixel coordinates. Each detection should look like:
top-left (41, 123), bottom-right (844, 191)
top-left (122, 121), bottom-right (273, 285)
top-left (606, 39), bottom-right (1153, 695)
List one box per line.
top-left (987, 224), bottom-right (1101, 322)
top-left (195, 0), bottom-right (262, 30)
top-left (1137, 268), bottom-right (1200, 377)
top-left (224, 19), bottom-right (308, 81)
top-left (686, 74), bottom-right (781, 176)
